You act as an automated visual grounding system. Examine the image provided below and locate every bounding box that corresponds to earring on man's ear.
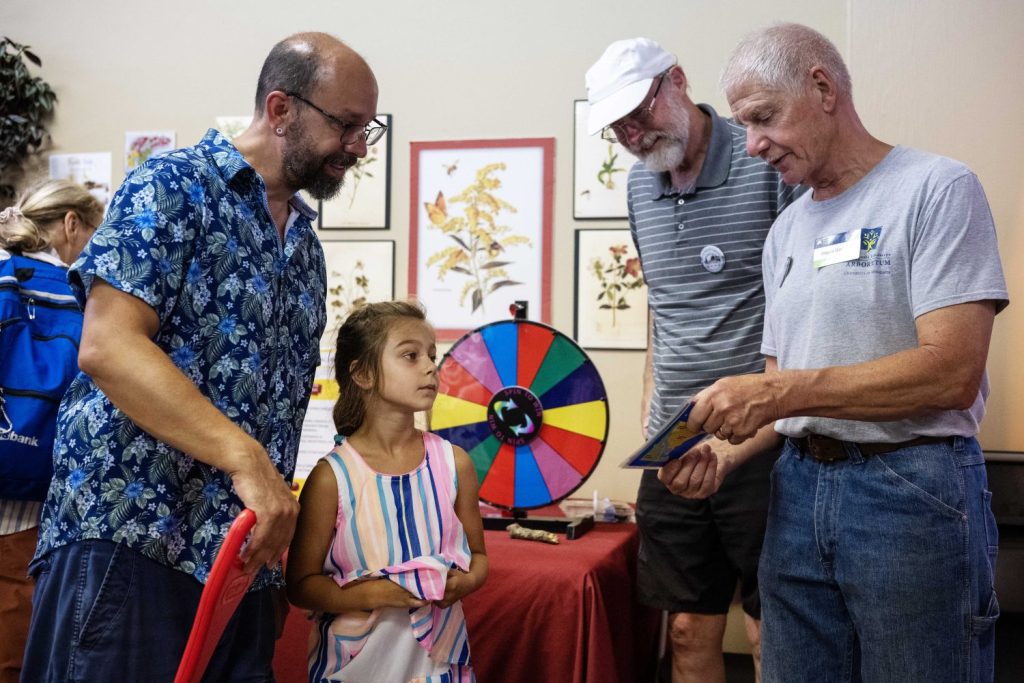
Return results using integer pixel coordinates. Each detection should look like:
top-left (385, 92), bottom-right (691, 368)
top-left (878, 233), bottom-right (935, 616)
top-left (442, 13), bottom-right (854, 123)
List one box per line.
top-left (275, 127), bottom-right (284, 136)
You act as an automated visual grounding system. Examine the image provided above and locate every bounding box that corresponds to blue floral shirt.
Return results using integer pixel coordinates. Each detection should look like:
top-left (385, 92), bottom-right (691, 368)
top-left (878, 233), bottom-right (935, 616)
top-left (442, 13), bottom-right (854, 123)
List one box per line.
top-left (34, 130), bottom-right (327, 589)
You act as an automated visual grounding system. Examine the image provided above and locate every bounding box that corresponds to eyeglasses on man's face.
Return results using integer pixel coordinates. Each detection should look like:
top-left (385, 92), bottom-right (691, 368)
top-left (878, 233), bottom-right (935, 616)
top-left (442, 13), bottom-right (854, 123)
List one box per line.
top-left (285, 92), bottom-right (388, 146)
top-left (600, 69), bottom-right (671, 143)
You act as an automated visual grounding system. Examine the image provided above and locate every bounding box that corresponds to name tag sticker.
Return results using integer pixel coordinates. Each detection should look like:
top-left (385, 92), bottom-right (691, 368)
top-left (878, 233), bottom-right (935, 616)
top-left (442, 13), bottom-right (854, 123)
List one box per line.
top-left (813, 229), bottom-right (862, 268)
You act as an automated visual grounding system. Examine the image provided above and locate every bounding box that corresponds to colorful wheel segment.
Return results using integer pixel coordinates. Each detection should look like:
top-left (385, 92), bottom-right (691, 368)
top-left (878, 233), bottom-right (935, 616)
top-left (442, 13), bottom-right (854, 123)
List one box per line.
top-left (431, 320), bottom-right (608, 510)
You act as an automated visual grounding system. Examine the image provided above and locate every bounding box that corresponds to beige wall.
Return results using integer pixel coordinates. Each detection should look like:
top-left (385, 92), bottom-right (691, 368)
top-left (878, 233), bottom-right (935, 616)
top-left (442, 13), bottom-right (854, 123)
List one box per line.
top-left (849, 0), bottom-right (1024, 454)
top-left (2, 0), bottom-right (1021, 503)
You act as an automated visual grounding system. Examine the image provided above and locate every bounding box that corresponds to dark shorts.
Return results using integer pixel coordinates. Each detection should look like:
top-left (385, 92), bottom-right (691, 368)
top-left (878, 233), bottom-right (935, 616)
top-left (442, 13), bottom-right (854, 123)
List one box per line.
top-left (636, 446), bottom-right (778, 618)
top-left (22, 539), bottom-right (276, 682)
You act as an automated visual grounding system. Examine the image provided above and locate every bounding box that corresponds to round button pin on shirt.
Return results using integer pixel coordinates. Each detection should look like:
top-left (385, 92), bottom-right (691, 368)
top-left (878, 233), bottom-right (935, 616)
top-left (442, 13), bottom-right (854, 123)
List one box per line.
top-left (700, 245), bottom-right (725, 273)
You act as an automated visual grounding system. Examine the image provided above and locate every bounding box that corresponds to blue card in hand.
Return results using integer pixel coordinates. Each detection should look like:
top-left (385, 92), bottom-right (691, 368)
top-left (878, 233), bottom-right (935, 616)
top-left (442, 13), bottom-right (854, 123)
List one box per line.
top-left (620, 402), bottom-right (709, 469)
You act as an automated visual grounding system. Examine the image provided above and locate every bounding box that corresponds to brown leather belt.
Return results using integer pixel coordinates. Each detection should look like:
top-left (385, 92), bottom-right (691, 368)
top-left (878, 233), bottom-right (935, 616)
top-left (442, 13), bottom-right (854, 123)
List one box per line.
top-left (789, 434), bottom-right (951, 462)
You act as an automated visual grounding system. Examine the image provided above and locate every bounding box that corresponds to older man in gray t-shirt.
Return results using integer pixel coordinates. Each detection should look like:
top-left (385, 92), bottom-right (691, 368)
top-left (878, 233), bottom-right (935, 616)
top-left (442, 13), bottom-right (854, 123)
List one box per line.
top-left (665, 24), bottom-right (1008, 682)
top-left (761, 145), bottom-right (1006, 443)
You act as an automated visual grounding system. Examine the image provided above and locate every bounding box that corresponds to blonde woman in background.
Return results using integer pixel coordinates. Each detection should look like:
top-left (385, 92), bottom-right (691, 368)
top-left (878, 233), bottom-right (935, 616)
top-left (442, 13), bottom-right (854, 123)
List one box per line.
top-left (0, 180), bottom-right (101, 267)
top-left (0, 179), bottom-right (102, 683)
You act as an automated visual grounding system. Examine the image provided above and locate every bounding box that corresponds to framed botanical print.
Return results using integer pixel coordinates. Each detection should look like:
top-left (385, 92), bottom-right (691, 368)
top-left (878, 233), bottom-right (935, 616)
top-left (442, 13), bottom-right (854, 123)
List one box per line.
top-left (124, 130), bottom-right (175, 172)
top-left (574, 228), bottom-right (648, 350)
top-left (410, 138), bottom-right (554, 340)
top-left (320, 240), bottom-right (396, 345)
top-left (295, 240), bottom-right (393, 492)
top-left (573, 100), bottom-right (639, 220)
top-left (319, 114), bottom-right (392, 230)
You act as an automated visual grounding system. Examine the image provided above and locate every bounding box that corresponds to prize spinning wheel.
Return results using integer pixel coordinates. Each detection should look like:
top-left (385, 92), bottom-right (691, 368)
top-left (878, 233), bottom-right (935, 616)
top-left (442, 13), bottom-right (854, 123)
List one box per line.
top-left (431, 319), bottom-right (608, 510)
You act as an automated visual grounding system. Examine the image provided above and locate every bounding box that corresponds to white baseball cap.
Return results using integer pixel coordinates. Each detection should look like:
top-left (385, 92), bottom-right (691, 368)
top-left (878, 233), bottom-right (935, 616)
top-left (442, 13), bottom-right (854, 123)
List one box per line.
top-left (585, 38), bottom-right (677, 136)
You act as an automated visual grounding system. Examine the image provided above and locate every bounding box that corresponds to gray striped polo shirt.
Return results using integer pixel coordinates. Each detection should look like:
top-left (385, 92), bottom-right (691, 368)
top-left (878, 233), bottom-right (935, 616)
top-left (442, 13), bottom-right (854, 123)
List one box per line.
top-left (628, 104), bottom-right (797, 435)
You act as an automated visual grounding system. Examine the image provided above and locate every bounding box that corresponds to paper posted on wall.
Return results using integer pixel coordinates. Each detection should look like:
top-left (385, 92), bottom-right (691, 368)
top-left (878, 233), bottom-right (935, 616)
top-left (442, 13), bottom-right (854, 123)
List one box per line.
top-left (620, 401), bottom-right (709, 469)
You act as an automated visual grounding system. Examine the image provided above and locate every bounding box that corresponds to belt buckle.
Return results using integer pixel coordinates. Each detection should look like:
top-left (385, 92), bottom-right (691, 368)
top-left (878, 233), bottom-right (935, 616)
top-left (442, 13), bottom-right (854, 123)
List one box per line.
top-left (807, 436), bottom-right (847, 462)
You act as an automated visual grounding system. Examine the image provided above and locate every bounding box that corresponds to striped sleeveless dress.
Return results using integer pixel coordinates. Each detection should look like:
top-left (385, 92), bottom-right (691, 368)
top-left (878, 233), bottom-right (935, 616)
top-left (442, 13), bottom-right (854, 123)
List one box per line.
top-left (307, 431), bottom-right (474, 683)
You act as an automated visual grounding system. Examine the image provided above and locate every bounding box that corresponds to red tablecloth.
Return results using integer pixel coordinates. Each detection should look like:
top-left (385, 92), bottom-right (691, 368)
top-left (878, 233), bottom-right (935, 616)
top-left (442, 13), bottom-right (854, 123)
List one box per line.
top-left (464, 522), bottom-right (659, 683)
top-left (273, 523), bottom-right (659, 683)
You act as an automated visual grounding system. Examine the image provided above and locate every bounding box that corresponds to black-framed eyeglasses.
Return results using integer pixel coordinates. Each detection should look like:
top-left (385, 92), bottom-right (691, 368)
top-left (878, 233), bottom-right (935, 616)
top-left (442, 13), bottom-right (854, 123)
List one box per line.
top-left (600, 69), bottom-right (671, 143)
top-left (285, 92), bottom-right (388, 146)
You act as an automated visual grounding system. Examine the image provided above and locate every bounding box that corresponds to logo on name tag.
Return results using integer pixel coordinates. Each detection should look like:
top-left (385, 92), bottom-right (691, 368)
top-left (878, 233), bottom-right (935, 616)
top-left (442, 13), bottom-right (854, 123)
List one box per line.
top-left (860, 227), bottom-right (881, 253)
top-left (845, 226), bottom-right (891, 275)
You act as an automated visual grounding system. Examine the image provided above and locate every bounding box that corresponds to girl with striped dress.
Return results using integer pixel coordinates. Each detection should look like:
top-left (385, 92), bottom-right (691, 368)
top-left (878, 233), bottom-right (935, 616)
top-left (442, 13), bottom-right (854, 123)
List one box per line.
top-left (287, 301), bottom-right (487, 683)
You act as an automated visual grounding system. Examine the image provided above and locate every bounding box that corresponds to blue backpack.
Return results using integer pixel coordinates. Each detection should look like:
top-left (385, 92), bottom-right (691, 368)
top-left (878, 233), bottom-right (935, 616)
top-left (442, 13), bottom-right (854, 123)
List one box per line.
top-left (0, 248), bottom-right (83, 501)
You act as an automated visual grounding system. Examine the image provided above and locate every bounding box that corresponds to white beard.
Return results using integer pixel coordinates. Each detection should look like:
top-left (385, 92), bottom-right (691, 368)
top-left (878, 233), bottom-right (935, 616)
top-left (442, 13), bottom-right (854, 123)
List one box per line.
top-left (640, 140), bottom-right (687, 172)
top-left (632, 96), bottom-right (691, 173)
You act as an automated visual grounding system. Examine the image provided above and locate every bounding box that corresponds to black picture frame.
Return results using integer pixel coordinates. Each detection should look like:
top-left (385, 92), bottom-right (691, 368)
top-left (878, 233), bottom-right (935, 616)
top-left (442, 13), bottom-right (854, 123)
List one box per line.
top-left (318, 113), bottom-right (392, 230)
top-left (319, 239), bottom-right (396, 344)
top-left (572, 100), bottom-right (638, 220)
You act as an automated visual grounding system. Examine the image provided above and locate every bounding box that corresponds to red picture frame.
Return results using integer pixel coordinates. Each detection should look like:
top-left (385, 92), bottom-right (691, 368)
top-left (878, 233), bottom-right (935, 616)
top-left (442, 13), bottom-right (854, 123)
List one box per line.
top-left (410, 138), bottom-right (554, 340)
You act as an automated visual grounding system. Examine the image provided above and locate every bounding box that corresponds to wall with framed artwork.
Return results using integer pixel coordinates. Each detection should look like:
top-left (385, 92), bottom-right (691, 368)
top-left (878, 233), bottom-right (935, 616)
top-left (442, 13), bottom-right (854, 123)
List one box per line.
top-left (294, 239), bottom-right (396, 488)
top-left (12, 0), bottom-right (1023, 509)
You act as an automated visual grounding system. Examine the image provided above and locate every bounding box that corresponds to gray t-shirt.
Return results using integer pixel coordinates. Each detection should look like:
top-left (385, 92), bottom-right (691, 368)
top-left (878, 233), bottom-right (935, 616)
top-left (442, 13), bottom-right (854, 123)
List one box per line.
top-left (762, 145), bottom-right (1009, 441)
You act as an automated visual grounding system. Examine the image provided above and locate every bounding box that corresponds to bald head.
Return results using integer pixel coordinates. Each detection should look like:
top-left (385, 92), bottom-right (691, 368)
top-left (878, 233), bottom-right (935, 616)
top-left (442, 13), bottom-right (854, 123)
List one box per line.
top-left (720, 23), bottom-right (851, 100)
top-left (254, 32), bottom-right (376, 114)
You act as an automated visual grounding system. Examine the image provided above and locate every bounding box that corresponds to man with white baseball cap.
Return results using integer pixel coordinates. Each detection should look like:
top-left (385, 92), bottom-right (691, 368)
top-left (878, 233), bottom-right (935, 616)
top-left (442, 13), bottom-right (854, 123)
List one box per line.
top-left (586, 38), bottom-right (799, 682)
top-left (585, 38), bottom-right (676, 136)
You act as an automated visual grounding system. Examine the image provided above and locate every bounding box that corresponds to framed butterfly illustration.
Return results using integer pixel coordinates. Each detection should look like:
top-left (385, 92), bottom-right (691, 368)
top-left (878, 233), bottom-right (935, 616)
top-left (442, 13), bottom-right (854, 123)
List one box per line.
top-left (409, 139), bottom-right (554, 341)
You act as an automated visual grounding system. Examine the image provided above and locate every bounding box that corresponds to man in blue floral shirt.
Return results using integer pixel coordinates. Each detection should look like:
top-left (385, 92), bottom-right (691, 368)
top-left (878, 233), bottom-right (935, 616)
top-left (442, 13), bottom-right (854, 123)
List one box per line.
top-left (22, 33), bottom-right (385, 681)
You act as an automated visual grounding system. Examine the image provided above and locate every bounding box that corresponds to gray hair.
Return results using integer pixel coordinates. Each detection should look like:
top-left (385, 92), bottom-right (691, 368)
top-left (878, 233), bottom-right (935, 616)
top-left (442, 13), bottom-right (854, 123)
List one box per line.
top-left (254, 34), bottom-right (330, 114)
top-left (720, 23), bottom-right (851, 98)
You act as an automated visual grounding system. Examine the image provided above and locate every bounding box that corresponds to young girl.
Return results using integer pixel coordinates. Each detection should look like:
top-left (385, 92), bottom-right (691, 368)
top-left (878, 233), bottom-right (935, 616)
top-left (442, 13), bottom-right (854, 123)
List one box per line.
top-left (287, 301), bottom-right (487, 683)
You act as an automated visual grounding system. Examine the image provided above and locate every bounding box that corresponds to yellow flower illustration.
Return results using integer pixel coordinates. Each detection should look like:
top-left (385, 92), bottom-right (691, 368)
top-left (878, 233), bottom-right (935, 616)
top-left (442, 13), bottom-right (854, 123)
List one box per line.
top-left (424, 163), bottom-right (531, 313)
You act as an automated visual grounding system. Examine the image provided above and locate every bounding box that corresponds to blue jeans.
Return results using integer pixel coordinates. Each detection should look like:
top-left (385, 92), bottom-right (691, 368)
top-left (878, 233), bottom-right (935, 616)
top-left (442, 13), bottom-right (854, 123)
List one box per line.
top-left (760, 436), bottom-right (999, 682)
top-left (21, 539), bottom-right (276, 682)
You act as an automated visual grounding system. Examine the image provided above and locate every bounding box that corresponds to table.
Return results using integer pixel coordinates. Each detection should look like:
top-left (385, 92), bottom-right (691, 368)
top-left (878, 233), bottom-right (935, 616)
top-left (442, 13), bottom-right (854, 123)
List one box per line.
top-left (272, 523), bottom-right (659, 683)
top-left (463, 522), bottom-right (659, 683)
